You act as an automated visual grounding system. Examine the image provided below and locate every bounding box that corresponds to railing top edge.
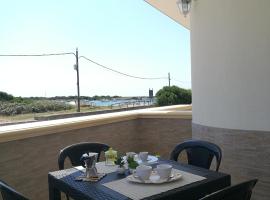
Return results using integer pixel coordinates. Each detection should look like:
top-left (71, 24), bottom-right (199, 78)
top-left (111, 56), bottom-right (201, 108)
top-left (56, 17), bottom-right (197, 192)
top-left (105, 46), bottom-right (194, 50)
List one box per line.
top-left (0, 105), bottom-right (192, 143)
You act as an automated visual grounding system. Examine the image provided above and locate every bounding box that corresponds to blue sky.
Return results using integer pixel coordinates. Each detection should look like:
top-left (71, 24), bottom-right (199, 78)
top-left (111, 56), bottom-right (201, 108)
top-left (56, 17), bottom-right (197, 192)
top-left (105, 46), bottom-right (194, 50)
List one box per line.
top-left (0, 0), bottom-right (190, 97)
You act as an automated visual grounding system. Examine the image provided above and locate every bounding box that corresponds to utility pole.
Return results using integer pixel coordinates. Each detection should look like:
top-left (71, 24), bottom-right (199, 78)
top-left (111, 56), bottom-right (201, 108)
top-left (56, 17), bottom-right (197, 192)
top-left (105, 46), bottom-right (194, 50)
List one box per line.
top-left (75, 48), bottom-right (80, 112)
top-left (168, 72), bottom-right (171, 87)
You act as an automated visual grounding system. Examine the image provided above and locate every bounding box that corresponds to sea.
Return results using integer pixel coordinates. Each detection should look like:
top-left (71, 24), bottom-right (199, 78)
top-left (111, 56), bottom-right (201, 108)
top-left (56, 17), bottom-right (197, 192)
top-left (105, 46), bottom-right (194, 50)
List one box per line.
top-left (81, 98), bottom-right (155, 107)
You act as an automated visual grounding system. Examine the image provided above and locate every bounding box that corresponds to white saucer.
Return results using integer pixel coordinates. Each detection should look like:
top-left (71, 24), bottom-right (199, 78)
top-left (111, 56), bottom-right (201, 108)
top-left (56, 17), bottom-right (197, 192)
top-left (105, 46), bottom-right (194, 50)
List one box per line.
top-left (123, 155), bottom-right (158, 165)
top-left (136, 155), bottom-right (158, 164)
top-left (127, 171), bottom-right (182, 184)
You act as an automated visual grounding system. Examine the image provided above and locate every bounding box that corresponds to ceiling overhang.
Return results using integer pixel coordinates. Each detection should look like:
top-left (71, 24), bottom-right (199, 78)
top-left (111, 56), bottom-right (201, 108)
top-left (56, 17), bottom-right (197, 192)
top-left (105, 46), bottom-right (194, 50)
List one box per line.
top-left (144, 0), bottom-right (190, 29)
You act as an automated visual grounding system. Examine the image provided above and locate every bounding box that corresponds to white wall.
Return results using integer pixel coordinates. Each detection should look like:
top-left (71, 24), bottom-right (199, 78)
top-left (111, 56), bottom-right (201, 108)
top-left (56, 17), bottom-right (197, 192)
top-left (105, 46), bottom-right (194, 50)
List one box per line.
top-left (191, 0), bottom-right (270, 131)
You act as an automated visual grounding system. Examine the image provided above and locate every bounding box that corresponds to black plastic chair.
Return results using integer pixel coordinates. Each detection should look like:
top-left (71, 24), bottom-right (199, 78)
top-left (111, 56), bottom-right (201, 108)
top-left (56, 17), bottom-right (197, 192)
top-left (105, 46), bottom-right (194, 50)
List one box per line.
top-left (58, 142), bottom-right (110, 170)
top-left (58, 142), bottom-right (110, 200)
top-left (0, 180), bottom-right (29, 200)
top-left (200, 179), bottom-right (258, 200)
top-left (170, 139), bottom-right (222, 171)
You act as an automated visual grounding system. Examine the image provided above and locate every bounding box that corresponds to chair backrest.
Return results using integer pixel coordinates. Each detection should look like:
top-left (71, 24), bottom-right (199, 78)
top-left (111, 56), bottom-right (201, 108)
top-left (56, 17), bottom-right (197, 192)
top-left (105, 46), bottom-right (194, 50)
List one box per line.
top-left (0, 180), bottom-right (29, 200)
top-left (200, 179), bottom-right (258, 200)
top-left (170, 139), bottom-right (222, 171)
top-left (58, 142), bottom-right (110, 169)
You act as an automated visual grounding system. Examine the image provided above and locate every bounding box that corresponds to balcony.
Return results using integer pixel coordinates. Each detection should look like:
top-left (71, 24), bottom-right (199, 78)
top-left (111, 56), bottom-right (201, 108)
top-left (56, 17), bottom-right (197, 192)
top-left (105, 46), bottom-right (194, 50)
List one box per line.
top-left (0, 105), bottom-right (191, 199)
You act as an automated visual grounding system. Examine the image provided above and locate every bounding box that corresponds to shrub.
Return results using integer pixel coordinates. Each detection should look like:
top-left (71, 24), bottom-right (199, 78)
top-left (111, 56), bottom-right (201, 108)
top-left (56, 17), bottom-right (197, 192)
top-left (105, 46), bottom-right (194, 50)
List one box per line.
top-left (156, 86), bottom-right (191, 106)
top-left (0, 100), bottom-right (73, 116)
top-left (0, 91), bottom-right (14, 101)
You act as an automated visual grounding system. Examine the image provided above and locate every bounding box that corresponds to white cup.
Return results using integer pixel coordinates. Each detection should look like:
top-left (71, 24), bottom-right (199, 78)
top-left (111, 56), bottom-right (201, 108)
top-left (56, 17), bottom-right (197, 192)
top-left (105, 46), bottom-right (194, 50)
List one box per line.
top-left (139, 152), bottom-right (148, 162)
top-left (156, 164), bottom-right (172, 179)
top-left (136, 165), bottom-right (152, 180)
top-left (126, 152), bottom-right (136, 159)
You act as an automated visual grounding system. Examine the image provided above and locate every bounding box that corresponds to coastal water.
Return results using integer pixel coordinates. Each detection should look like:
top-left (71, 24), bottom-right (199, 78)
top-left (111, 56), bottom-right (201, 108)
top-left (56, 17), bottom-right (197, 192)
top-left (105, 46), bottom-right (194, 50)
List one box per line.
top-left (86, 99), bottom-right (155, 107)
top-left (68, 98), bottom-right (155, 107)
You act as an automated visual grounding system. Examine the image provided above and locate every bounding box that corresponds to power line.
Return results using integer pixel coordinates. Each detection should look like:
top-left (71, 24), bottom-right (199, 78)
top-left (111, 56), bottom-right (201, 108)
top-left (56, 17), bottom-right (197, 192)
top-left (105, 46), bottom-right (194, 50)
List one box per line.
top-left (0, 51), bottom-right (190, 84)
top-left (0, 50), bottom-right (80, 111)
top-left (0, 52), bottom-right (75, 57)
top-left (171, 79), bottom-right (191, 83)
top-left (0, 52), bottom-right (189, 83)
top-left (79, 55), bottom-right (168, 80)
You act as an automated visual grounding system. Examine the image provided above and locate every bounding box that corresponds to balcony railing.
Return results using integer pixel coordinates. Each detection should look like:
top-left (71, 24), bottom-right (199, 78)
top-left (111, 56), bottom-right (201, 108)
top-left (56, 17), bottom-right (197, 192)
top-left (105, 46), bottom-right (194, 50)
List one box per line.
top-left (0, 105), bottom-right (192, 200)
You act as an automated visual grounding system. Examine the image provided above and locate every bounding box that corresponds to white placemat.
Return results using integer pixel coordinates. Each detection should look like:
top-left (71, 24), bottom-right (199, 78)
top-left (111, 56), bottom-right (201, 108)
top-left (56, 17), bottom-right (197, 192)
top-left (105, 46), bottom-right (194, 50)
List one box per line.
top-left (102, 168), bottom-right (206, 200)
top-left (74, 161), bottom-right (118, 174)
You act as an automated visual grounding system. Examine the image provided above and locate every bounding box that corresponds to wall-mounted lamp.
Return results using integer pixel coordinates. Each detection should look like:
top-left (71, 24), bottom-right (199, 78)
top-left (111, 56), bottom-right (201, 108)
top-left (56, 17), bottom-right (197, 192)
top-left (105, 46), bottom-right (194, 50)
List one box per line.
top-left (177, 0), bottom-right (192, 17)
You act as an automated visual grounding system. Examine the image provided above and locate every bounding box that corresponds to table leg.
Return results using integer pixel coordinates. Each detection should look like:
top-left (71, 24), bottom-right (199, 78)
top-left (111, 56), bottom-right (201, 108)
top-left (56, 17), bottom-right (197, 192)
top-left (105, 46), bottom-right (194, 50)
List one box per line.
top-left (49, 181), bottom-right (61, 200)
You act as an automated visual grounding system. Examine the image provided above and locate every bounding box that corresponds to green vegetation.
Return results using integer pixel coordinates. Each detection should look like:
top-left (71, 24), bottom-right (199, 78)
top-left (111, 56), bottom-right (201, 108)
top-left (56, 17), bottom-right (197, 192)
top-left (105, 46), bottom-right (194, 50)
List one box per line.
top-left (0, 94), bottom-right (122, 102)
top-left (127, 156), bottom-right (139, 169)
top-left (0, 91), bottom-right (149, 124)
top-left (0, 106), bottom-right (110, 123)
top-left (38, 95), bottom-right (121, 101)
top-left (0, 91), bottom-right (14, 101)
top-left (0, 100), bottom-right (73, 116)
top-left (0, 91), bottom-right (123, 117)
top-left (0, 91), bottom-right (133, 124)
top-left (156, 86), bottom-right (191, 106)
top-left (0, 91), bottom-right (74, 116)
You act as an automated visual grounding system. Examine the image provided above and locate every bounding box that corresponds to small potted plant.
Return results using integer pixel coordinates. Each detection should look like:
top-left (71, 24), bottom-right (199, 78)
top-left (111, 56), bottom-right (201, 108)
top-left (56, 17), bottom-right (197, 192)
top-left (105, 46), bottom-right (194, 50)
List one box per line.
top-left (127, 156), bottom-right (139, 174)
top-left (115, 156), bottom-right (125, 174)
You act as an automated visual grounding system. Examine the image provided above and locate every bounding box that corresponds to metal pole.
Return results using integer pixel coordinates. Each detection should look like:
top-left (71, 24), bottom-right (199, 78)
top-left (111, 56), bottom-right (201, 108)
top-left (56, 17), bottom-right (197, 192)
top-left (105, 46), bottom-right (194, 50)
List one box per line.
top-left (76, 48), bottom-right (80, 112)
top-left (168, 72), bottom-right (171, 87)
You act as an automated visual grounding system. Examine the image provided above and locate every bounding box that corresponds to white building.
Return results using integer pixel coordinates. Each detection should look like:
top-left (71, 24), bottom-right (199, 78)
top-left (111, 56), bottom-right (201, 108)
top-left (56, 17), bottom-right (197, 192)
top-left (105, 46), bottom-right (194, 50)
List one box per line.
top-left (146, 0), bottom-right (270, 199)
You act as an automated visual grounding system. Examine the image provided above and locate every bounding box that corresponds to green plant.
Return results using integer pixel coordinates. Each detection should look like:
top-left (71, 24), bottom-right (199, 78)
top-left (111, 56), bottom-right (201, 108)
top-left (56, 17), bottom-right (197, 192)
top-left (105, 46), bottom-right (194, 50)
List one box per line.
top-left (0, 100), bottom-right (73, 116)
top-left (115, 157), bottom-right (125, 167)
top-left (154, 152), bottom-right (161, 158)
top-left (156, 86), bottom-right (191, 106)
top-left (0, 91), bottom-right (14, 101)
top-left (127, 156), bottom-right (139, 169)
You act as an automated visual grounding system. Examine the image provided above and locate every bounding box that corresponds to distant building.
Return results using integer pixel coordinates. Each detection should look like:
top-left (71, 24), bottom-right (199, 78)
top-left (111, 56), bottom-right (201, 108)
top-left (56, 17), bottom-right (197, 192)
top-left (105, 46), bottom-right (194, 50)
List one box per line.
top-left (149, 89), bottom-right (153, 99)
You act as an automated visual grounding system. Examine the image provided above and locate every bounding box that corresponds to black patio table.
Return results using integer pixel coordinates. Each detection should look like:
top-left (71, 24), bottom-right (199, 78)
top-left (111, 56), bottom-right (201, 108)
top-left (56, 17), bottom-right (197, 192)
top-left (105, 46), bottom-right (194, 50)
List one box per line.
top-left (48, 159), bottom-right (231, 200)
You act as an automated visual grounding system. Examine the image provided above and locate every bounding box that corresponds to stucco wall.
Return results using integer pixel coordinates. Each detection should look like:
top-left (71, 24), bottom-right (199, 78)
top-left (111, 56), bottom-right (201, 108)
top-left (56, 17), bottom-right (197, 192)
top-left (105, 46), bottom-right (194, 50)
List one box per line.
top-left (190, 1), bottom-right (270, 199)
top-left (191, 0), bottom-right (270, 131)
top-left (0, 118), bottom-right (191, 200)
